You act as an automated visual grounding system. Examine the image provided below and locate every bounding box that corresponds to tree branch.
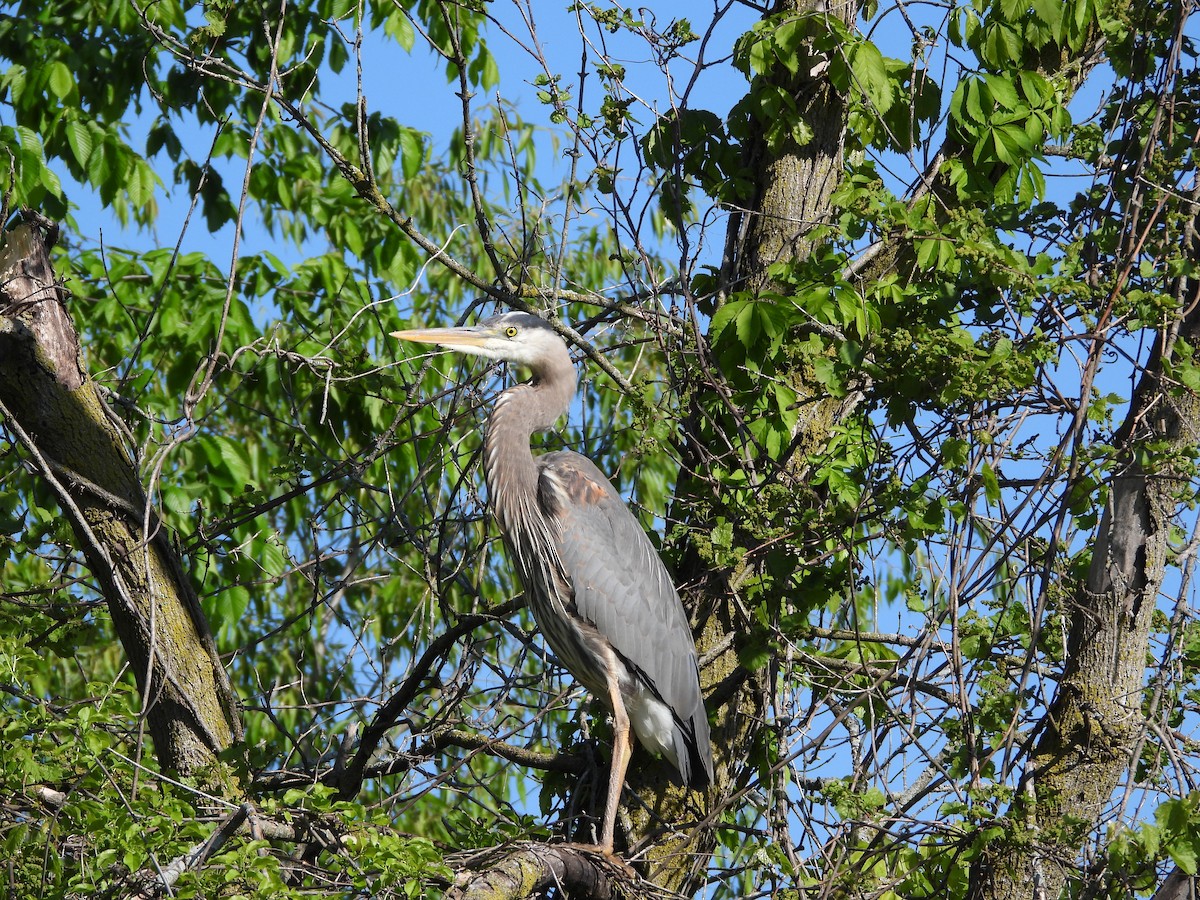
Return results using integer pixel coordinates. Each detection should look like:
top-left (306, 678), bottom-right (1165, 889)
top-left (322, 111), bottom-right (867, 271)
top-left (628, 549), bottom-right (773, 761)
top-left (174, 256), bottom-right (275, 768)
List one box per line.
top-left (0, 217), bottom-right (242, 782)
top-left (445, 843), bottom-right (636, 900)
top-left (334, 598), bottom-right (523, 800)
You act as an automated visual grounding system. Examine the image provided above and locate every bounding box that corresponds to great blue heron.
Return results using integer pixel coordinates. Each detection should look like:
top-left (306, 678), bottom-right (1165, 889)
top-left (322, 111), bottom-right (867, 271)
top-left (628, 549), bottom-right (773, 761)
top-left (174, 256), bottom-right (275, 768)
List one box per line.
top-left (393, 311), bottom-right (713, 855)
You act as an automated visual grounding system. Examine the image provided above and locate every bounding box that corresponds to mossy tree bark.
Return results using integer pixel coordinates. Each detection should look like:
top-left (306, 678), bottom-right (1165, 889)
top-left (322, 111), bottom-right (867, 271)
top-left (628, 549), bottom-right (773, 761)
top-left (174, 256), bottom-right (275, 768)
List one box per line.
top-left (0, 216), bottom-right (242, 787)
top-left (626, 0), bottom-right (1172, 893)
top-left (618, 0), bottom-right (858, 892)
top-left (968, 277), bottom-right (1200, 899)
top-left (720, 0), bottom-right (860, 464)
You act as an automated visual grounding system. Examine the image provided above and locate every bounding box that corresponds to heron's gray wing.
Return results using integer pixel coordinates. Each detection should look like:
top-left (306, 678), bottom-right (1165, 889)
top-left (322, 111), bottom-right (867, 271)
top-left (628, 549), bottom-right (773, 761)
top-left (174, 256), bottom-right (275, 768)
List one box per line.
top-left (537, 450), bottom-right (711, 783)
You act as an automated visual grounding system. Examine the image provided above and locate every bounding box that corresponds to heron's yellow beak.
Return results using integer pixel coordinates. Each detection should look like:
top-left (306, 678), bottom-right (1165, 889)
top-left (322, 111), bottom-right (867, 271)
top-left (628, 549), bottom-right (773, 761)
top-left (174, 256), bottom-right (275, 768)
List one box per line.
top-left (390, 326), bottom-right (491, 350)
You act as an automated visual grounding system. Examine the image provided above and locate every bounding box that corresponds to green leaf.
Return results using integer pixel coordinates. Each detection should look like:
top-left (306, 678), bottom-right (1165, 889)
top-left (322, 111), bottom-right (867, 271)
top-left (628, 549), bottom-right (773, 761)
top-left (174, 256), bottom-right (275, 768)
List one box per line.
top-left (343, 217), bottom-right (364, 257)
top-left (16, 126), bottom-right (43, 161)
top-left (213, 434), bottom-right (253, 487)
top-left (47, 61), bottom-right (74, 99)
top-left (942, 438), bottom-right (970, 468)
top-left (381, 10), bottom-right (415, 50)
top-left (1168, 838), bottom-right (1199, 876)
top-left (710, 298), bottom-right (750, 342)
top-left (65, 120), bottom-right (93, 166)
top-left (86, 138), bottom-right (110, 190)
top-left (958, 78), bottom-right (983, 125)
top-left (712, 521), bottom-right (733, 549)
top-left (481, 52), bottom-right (500, 91)
top-left (161, 484), bottom-right (193, 518)
top-left (981, 461), bottom-right (1001, 504)
top-left (733, 301), bottom-right (762, 348)
top-left (209, 585), bottom-right (251, 628)
top-left (398, 129), bottom-right (423, 180)
top-left (983, 22), bottom-right (1023, 66)
top-left (983, 73), bottom-right (1020, 111)
top-left (995, 123), bottom-right (1035, 161)
top-left (745, 31), bottom-right (773, 76)
top-left (257, 535), bottom-right (287, 580)
top-left (1030, 0), bottom-right (1064, 28)
top-left (849, 40), bottom-right (893, 113)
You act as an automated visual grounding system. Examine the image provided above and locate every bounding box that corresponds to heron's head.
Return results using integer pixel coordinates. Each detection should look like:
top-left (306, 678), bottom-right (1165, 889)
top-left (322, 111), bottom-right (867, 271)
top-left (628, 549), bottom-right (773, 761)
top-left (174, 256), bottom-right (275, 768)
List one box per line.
top-left (391, 312), bottom-right (573, 378)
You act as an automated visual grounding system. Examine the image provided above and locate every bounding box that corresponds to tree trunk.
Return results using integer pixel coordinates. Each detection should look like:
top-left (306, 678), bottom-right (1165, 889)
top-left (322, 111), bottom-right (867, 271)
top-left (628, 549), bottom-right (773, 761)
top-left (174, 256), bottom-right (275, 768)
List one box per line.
top-left (620, 0), bottom-right (857, 891)
top-left (721, 0), bottom-right (857, 463)
top-left (0, 215), bottom-right (242, 786)
top-left (969, 282), bottom-right (1200, 898)
top-left (637, 0), bottom-right (1142, 892)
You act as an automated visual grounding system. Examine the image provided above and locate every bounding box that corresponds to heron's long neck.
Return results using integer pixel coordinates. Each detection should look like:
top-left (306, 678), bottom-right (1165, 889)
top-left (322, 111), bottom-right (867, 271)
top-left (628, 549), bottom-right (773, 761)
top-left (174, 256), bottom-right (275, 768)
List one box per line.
top-left (483, 373), bottom-right (575, 517)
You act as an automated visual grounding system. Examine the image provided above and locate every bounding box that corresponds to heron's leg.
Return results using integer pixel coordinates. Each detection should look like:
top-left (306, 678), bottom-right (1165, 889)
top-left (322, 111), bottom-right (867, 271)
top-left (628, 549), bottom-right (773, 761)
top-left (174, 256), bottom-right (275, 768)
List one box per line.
top-left (601, 675), bottom-right (633, 856)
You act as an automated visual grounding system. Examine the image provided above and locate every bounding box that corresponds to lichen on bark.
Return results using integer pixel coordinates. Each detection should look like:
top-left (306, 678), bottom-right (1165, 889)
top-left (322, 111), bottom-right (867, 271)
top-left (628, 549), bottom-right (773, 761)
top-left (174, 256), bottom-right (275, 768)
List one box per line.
top-left (0, 216), bottom-right (242, 789)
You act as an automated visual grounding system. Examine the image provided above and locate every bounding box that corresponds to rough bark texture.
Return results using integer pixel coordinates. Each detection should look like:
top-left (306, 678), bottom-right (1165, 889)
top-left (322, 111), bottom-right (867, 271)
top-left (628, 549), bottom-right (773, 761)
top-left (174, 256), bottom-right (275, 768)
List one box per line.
top-left (618, 0), bottom-right (858, 892)
top-left (721, 0), bottom-right (857, 464)
top-left (1152, 868), bottom-right (1197, 900)
top-left (641, 0), bottom-right (1147, 893)
top-left (968, 293), bottom-right (1200, 899)
top-left (444, 843), bottom-right (634, 900)
top-left (0, 216), bottom-right (242, 783)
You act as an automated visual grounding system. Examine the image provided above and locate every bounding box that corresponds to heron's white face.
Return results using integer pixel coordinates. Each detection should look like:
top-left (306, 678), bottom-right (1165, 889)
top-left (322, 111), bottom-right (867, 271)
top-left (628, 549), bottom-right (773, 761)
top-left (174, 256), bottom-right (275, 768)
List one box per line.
top-left (391, 312), bottom-right (570, 374)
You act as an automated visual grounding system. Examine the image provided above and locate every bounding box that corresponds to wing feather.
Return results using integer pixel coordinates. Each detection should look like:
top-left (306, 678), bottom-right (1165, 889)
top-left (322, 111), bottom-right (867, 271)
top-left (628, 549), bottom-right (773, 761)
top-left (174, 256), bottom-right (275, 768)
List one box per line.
top-left (537, 450), bottom-right (712, 785)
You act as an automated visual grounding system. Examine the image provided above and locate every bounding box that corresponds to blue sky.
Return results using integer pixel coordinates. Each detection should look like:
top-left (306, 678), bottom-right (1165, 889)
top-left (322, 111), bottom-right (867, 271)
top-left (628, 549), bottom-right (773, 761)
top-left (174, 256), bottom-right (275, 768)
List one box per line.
top-left (61, 4), bottom-right (755, 274)
top-left (56, 0), bottom-right (1118, 300)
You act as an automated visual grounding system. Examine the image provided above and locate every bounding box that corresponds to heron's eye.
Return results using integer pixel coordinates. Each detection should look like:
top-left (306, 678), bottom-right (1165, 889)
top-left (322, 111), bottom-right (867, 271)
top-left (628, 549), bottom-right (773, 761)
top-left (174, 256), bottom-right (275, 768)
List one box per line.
top-left (504, 326), bottom-right (518, 338)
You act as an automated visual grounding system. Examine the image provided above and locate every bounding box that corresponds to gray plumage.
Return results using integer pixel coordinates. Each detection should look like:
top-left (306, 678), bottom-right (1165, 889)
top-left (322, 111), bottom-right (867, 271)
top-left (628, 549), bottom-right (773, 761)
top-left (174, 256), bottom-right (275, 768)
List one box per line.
top-left (393, 311), bottom-right (713, 853)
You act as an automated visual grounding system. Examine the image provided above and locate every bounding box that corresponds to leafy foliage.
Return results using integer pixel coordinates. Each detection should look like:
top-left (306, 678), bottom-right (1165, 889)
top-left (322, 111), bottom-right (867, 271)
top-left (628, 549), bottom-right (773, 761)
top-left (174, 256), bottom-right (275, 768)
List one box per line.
top-left (1, 0), bottom-right (1199, 896)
